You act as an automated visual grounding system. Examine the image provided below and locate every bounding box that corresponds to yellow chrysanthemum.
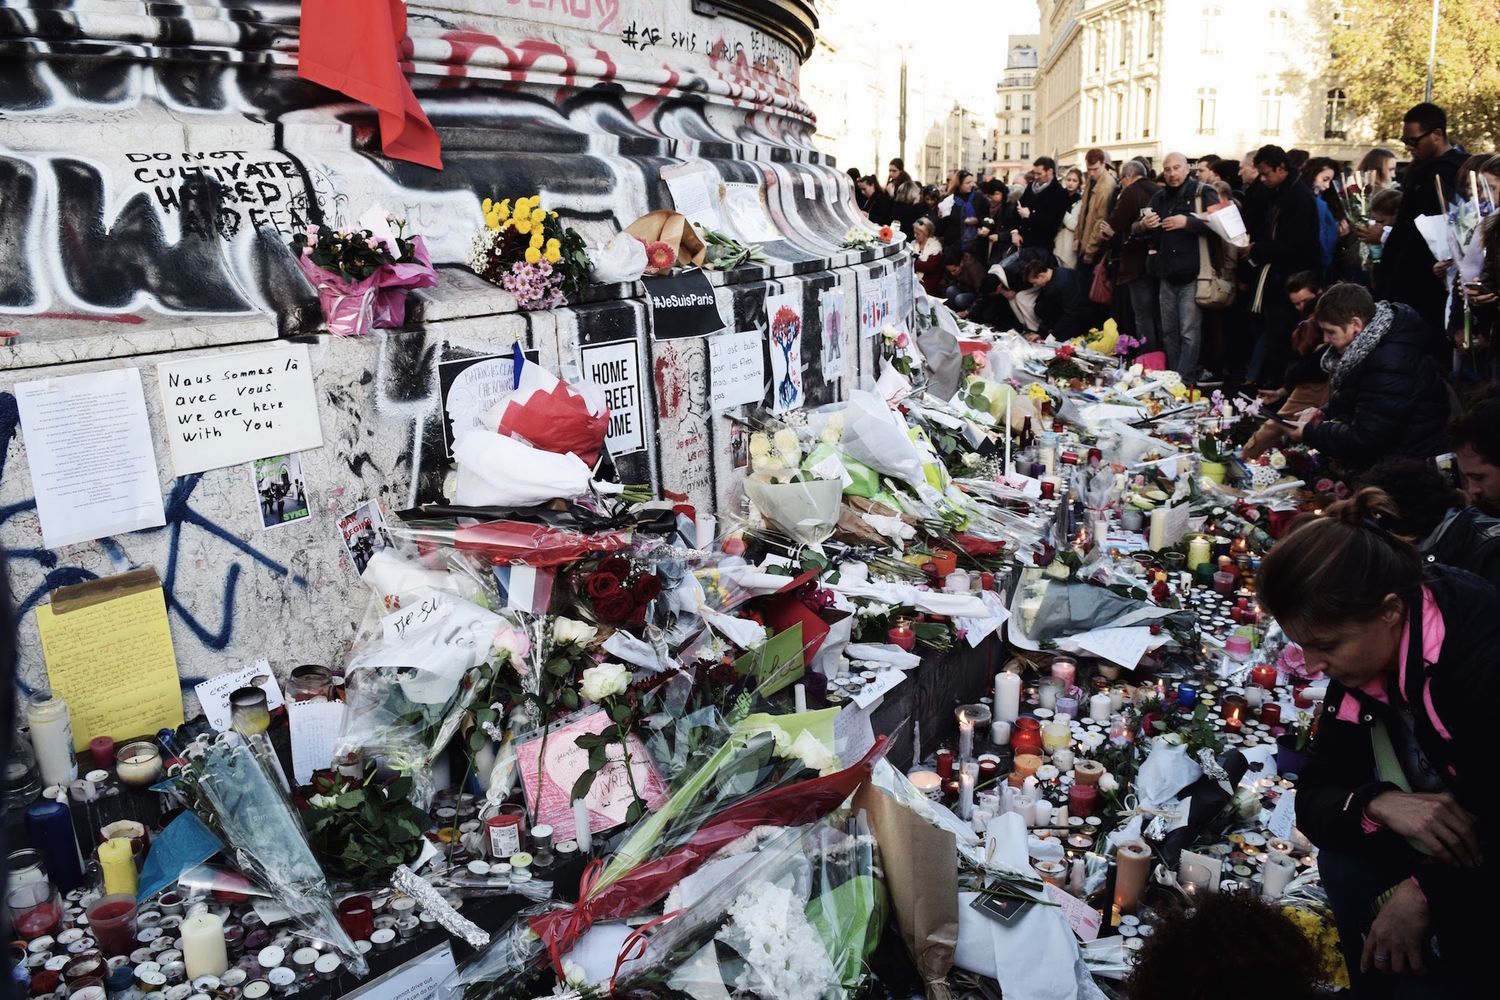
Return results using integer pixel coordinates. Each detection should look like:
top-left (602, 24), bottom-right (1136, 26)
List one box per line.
top-left (514, 196), bottom-right (531, 212)
top-left (525, 246), bottom-right (542, 264)
top-left (481, 198), bottom-right (493, 214)
top-left (513, 216), bottom-right (531, 235)
top-left (530, 231), bottom-right (544, 250)
top-left (545, 238), bottom-right (560, 253)
top-left (544, 246), bottom-right (561, 264)
top-left (496, 200), bottom-right (511, 223)
top-left (530, 208), bottom-right (545, 225)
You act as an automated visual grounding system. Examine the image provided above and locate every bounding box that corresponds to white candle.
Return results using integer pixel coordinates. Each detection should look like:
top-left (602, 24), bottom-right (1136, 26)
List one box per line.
top-left (1033, 800), bottom-right (1051, 827)
top-left (1109, 688), bottom-right (1125, 712)
top-left (1243, 686), bottom-right (1264, 711)
top-left (26, 694), bottom-right (77, 789)
top-left (1261, 858), bottom-right (1296, 898)
top-left (793, 683), bottom-right (807, 714)
top-left (1038, 683), bottom-right (1059, 711)
top-left (1148, 507), bottom-right (1168, 550)
top-left (990, 720), bottom-right (1011, 746)
top-left (1089, 692), bottom-right (1112, 723)
top-left (1052, 749), bottom-right (1075, 772)
top-left (572, 798), bottom-right (592, 854)
top-left (181, 909), bottom-right (229, 979)
top-left (1054, 804), bottom-right (1069, 827)
top-left (995, 671), bottom-right (1022, 722)
top-left (958, 767), bottom-right (975, 821)
top-left (957, 712), bottom-right (974, 762)
top-left (695, 513), bottom-right (716, 549)
top-left (1013, 793), bottom-right (1035, 826)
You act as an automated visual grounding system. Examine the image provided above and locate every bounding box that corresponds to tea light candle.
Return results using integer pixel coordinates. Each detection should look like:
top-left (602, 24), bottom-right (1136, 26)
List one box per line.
top-left (995, 671), bottom-right (1022, 722)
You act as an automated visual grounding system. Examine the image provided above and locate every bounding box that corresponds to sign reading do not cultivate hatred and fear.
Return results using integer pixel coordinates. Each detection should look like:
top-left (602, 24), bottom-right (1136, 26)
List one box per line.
top-left (644, 269), bottom-right (727, 340)
top-left (156, 344), bottom-right (324, 476)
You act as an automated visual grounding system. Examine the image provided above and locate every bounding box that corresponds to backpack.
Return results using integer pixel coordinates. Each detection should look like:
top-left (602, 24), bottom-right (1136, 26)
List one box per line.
top-left (1194, 188), bottom-right (1236, 310)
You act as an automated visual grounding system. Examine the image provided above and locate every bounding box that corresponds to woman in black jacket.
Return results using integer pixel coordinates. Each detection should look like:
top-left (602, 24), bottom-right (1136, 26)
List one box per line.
top-left (1284, 283), bottom-right (1449, 473)
top-left (1257, 489), bottom-right (1496, 998)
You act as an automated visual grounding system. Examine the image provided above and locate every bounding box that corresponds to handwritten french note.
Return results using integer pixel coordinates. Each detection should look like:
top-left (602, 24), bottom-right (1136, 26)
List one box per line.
top-left (709, 330), bottom-right (765, 410)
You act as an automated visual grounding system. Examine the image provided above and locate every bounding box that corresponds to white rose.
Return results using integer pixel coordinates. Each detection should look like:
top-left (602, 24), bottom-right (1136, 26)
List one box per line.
top-left (820, 412), bottom-right (846, 445)
top-left (785, 730), bottom-right (839, 775)
top-left (551, 617), bottom-right (597, 648)
top-left (1268, 450), bottom-right (1287, 470)
top-left (562, 961), bottom-right (588, 988)
top-left (308, 793), bottom-right (338, 809)
top-left (1098, 772), bottom-right (1119, 794)
top-left (580, 662), bottom-right (632, 702)
top-left (749, 432), bottom-right (772, 461)
top-left (962, 452), bottom-right (982, 467)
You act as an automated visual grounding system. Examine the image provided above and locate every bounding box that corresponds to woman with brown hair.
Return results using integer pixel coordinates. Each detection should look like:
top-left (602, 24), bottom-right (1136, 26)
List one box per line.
top-left (1256, 488), bottom-right (1497, 998)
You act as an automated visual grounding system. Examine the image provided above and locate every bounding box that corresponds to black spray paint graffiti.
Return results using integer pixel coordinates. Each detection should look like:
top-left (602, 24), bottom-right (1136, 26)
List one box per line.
top-left (127, 151), bottom-right (311, 240)
top-left (0, 392), bottom-right (309, 680)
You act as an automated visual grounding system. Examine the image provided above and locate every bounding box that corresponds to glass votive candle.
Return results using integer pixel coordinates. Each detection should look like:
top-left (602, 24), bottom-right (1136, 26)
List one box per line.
top-left (1010, 753), bottom-right (1043, 785)
top-left (1067, 782), bottom-right (1099, 819)
top-left (1050, 657), bottom-right (1077, 688)
top-left (114, 742), bottom-right (163, 788)
top-left (1260, 703), bottom-right (1282, 727)
top-left (1037, 679), bottom-right (1062, 710)
top-left (1221, 694), bottom-right (1249, 726)
top-left (228, 688), bottom-right (270, 736)
top-left (1176, 683), bottom-right (1198, 710)
top-left (335, 895), bottom-right (374, 941)
top-left (86, 894), bottom-right (139, 957)
top-left (976, 754), bottom-right (1000, 784)
top-left (934, 748), bottom-right (955, 779)
top-left (1051, 748), bottom-right (1076, 772)
top-left (287, 665), bottom-right (333, 702)
top-left (907, 770), bottom-right (942, 799)
top-left (1250, 664), bottom-right (1279, 690)
top-left (1012, 718), bottom-right (1044, 755)
top-left (7, 880), bottom-right (62, 940)
top-left (1041, 722), bottom-right (1071, 752)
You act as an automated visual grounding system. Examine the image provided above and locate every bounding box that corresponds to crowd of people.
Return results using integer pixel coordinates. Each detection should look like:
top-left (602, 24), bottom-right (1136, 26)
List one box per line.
top-left (853, 102), bottom-right (1500, 417)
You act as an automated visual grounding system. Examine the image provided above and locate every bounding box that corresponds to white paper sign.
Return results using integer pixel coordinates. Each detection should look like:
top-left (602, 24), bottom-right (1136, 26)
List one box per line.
top-left (14, 368), bottom-right (166, 548)
top-left (662, 164), bottom-right (723, 229)
top-left (578, 339), bottom-right (646, 456)
top-left (157, 344), bottom-right (323, 475)
top-left (1267, 789), bottom-right (1297, 840)
top-left (342, 944), bottom-right (457, 1000)
top-left (819, 287), bottom-right (847, 374)
top-left (724, 182), bottom-right (780, 241)
top-left (1045, 883), bottom-right (1103, 942)
top-left (194, 659), bottom-right (285, 731)
top-left (380, 588), bottom-right (457, 642)
top-left (289, 699), bottom-right (346, 784)
top-left (709, 329), bottom-right (765, 410)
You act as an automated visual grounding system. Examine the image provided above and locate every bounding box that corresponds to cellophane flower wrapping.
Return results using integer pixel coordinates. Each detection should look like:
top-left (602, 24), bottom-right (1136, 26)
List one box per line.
top-left (452, 431), bottom-right (596, 507)
top-left (297, 257), bottom-right (379, 337)
top-left (194, 735), bottom-right (368, 976)
top-left (608, 810), bottom-right (887, 999)
top-left (388, 516), bottom-right (633, 571)
top-left (335, 577), bottom-right (516, 808)
top-left (490, 360), bottom-right (610, 468)
top-left (438, 714), bottom-right (886, 999)
top-left (743, 474), bottom-right (843, 546)
top-left (370, 235), bottom-right (439, 328)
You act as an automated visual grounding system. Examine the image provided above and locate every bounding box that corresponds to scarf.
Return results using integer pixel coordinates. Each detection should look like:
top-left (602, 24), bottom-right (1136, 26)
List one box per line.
top-left (1030, 179), bottom-right (1051, 196)
top-left (1321, 300), bottom-right (1395, 390)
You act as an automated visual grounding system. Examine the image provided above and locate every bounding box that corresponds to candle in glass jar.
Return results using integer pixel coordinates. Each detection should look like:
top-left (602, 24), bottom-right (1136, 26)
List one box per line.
top-left (976, 754), bottom-right (1000, 784)
top-left (1038, 679), bottom-right (1061, 710)
top-left (1109, 687), bottom-right (1125, 712)
top-left (995, 671), bottom-right (1022, 722)
top-left (1177, 683), bottom-right (1198, 710)
top-left (1067, 782), bottom-right (1098, 819)
top-left (26, 693), bottom-right (77, 789)
top-left (1088, 692), bottom-right (1112, 723)
top-left (1187, 534), bottom-right (1213, 570)
top-left (114, 742), bottom-right (162, 788)
top-left (1260, 703), bottom-right (1282, 727)
top-left (229, 687), bottom-right (270, 736)
top-left (887, 622), bottom-right (916, 651)
top-left (1042, 721), bottom-right (1071, 752)
top-left (1050, 658), bottom-right (1077, 689)
top-left (181, 909), bottom-right (230, 979)
top-left (990, 721), bottom-right (1012, 747)
top-left (1010, 753), bottom-right (1043, 785)
top-left (1251, 664), bottom-right (1278, 690)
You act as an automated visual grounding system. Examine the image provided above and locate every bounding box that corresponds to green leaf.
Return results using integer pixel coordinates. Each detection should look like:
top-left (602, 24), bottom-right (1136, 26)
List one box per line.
top-left (335, 791), bottom-right (364, 810)
top-left (608, 701), bottom-right (632, 725)
top-left (625, 798), bottom-right (646, 825)
top-left (587, 745), bottom-right (608, 772)
top-left (546, 657), bottom-right (572, 677)
top-left (561, 689), bottom-right (580, 710)
top-left (571, 770), bottom-right (597, 802)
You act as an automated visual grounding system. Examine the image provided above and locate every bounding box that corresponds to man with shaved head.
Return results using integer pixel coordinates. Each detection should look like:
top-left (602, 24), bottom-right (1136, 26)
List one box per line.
top-left (1133, 151), bottom-right (1220, 381)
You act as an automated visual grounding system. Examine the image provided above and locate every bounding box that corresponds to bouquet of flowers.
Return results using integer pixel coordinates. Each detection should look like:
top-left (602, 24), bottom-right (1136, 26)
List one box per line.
top-left (699, 225), bottom-right (771, 270)
top-left (298, 764), bottom-right (431, 886)
top-left (471, 195), bottom-right (591, 310)
top-left (492, 359), bottom-right (611, 468)
top-left (840, 226), bottom-right (895, 251)
top-left (290, 217), bottom-right (436, 336)
top-left (743, 424), bottom-right (843, 546)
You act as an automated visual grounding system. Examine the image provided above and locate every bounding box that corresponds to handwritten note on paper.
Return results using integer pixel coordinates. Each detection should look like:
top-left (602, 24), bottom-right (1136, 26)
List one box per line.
top-left (380, 589), bottom-right (457, 643)
top-left (289, 700), bottom-right (347, 784)
top-left (157, 344), bottom-right (323, 476)
top-left (709, 330), bottom-right (765, 410)
top-left (662, 163), bottom-right (724, 229)
top-left (1061, 626), bottom-right (1167, 670)
top-left (723, 183), bottom-right (780, 242)
top-left (34, 574), bottom-right (184, 749)
top-left (194, 659), bottom-right (285, 731)
top-left (1268, 790), bottom-right (1297, 839)
top-left (14, 368), bottom-right (166, 549)
top-left (1044, 884), bottom-right (1102, 942)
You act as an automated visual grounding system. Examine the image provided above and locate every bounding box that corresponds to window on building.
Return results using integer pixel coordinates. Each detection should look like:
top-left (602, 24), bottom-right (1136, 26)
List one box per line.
top-left (1022, 94), bottom-right (1031, 110)
top-left (1005, 94), bottom-right (1012, 111)
top-left (1093, 28), bottom-right (1103, 72)
top-left (1021, 117), bottom-right (1031, 135)
top-left (1324, 87), bottom-right (1348, 139)
top-left (1004, 141), bottom-right (1011, 159)
top-left (1268, 9), bottom-right (1288, 48)
top-left (1196, 87), bottom-right (1217, 134)
top-left (1141, 86), bottom-right (1153, 138)
top-left (1113, 91), bottom-right (1124, 140)
top-left (1021, 142), bottom-right (1030, 159)
top-left (1146, 10), bottom-right (1157, 58)
top-left (1117, 20), bottom-right (1126, 66)
top-left (1089, 96), bottom-right (1100, 143)
top-left (1201, 6), bottom-right (1221, 55)
top-left (1260, 87), bottom-right (1283, 133)
top-left (1003, 118), bottom-right (1011, 135)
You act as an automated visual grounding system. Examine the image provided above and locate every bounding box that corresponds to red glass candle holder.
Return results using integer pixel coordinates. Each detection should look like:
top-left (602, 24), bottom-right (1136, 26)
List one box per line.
top-left (1067, 782), bottom-right (1099, 819)
top-left (1260, 703), bottom-right (1282, 727)
top-left (934, 748), bottom-right (955, 779)
top-left (1250, 665), bottom-right (1278, 690)
top-left (1011, 718), bottom-right (1044, 756)
top-left (336, 894), bottom-right (375, 941)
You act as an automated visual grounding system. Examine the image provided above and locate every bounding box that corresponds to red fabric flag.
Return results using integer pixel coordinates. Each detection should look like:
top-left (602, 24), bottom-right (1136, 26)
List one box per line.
top-left (297, 0), bottom-right (443, 170)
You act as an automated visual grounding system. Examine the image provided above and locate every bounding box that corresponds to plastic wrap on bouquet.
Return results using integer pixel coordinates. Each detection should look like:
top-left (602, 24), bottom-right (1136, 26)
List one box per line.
top-left (370, 235), bottom-right (438, 328)
top-left (489, 362), bottom-right (610, 468)
top-left (743, 475), bottom-right (842, 546)
top-left (194, 736), bottom-right (367, 976)
top-left (388, 518), bottom-right (633, 569)
top-left (298, 260), bottom-right (378, 336)
top-left (452, 431), bottom-right (595, 507)
top-left (606, 812), bottom-right (887, 999)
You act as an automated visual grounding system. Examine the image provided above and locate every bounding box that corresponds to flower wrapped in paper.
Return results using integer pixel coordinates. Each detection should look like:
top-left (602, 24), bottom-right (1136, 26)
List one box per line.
top-left (290, 218), bottom-right (436, 336)
top-left (191, 734), bottom-right (368, 976)
top-left (490, 360), bottom-right (610, 468)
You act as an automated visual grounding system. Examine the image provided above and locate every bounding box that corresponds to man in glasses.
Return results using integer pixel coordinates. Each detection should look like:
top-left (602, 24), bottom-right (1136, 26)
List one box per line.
top-left (1380, 102), bottom-right (1467, 351)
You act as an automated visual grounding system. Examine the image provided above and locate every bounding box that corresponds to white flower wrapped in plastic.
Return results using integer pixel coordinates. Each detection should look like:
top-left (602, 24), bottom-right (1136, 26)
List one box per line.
top-left (580, 662), bottom-right (632, 703)
top-left (742, 474), bottom-right (842, 546)
top-left (451, 431), bottom-right (597, 506)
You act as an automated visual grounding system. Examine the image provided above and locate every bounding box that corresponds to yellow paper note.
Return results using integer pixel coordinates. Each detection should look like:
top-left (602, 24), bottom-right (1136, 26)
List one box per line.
top-left (34, 570), bottom-right (184, 750)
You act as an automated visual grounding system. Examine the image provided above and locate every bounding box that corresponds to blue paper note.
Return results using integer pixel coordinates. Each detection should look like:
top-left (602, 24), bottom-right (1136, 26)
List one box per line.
top-left (137, 811), bottom-right (224, 902)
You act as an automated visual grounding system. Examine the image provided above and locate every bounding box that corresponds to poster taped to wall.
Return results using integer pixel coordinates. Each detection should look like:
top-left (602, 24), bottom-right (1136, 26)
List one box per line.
top-left (763, 291), bottom-right (804, 414)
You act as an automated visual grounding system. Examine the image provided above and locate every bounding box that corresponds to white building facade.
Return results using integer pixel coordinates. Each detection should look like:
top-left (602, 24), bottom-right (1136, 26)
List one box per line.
top-left (994, 36), bottom-right (1040, 181)
top-left (1037, 0), bottom-right (1368, 169)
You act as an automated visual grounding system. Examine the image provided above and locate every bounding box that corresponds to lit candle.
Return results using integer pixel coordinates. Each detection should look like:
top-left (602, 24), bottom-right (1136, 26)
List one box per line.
top-left (1042, 721), bottom-right (1071, 752)
top-left (1010, 753), bottom-right (1043, 786)
top-left (1050, 657), bottom-right (1077, 688)
top-left (907, 770), bottom-right (942, 798)
top-left (887, 620), bottom-right (916, 651)
top-left (1187, 534), bottom-right (1212, 570)
top-left (114, 742), bottom-right (163, 788)
top-left (572, 798), bottom-right (592, 854)
top-left (97, 838), bottom-right (137, 896)
top-left (958, 711), bottom-right (974, 763)
top-left (1250, 664), bottom-right (1279, 690)
top-left (181, 908), bottom-right (230, 979)
top-left (1088, 692), bottom-right (1112, 723)
top-left (995, 671), bottom-right (1022, 722)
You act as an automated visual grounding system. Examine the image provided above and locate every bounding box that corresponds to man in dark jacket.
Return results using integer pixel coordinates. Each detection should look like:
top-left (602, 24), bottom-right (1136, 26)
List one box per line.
top-left (1447, 395), bottom-right (1500, 515)
top-left (1133, 151), bottom-right (1219, 380)
top-left (1245, 144), bottom-right (1322, 388)
top-left (1379, 103), bottom-right (1468, 348)
top-left (1022, 258), bottom-right (1089, 342)
top-left (1356, 457), bottom-right (1500, 591)
top-left (1013, 156), bottom-right (1069, 254)
top-left (1286, 283), bottom-right (1449, 472)
top-left (1101, 160), bottom-right (1161, 350)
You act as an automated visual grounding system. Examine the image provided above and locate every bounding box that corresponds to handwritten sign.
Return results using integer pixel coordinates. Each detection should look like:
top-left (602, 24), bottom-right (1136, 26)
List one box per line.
top-left (513, 708), bottom-right (668, 842)
top-left (1268, 789), bottom-right (1297, 839)
top-left (644, 269), bottom-right (726, 340)
top-left (709, 330), bottom-right (765, 410)
top-left (437, 349), bottom-right (538, 458)
top-left (342, 944), bottom-right (456, 1000)
top-left (380, 589), bottom-right (456, 642)
top-left (578, 339), bottom-right (645, 456)
top-left (34, 572), bottom-right (184, 749)
top-left (157, 344), bottom-right (322, 476)
top-left (194, 659), bottom-right (285, 731)
top-left (289, 700), bottom-right (346, 784)
top-left (1045, 884), bottom-right (1103, 941)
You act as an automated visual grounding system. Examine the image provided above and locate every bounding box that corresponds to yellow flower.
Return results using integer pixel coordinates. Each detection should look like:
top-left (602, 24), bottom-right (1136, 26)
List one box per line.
top-left (525, 247), bottom-right (542, 264)
top-left (545, 238), bottom-right (560, 254)
top-left (514, 196), bottom-right (531, 213)
top-left (513, 216), bottom-right (531, 235)
top-left (531, 208), bottom-right (546, 225)
top-left (530, 231), bottom-right (544, 250)
top-left (481, 198), bottom-right (493, 214)
top-left (545, 245), bottom-right (562, 263)
top-left (496, 200), bottom-right (511, 223)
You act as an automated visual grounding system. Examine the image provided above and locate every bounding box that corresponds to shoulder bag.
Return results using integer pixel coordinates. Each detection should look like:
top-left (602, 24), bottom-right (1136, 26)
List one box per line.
top-left (1194, 188), bottom-right (1236, 310)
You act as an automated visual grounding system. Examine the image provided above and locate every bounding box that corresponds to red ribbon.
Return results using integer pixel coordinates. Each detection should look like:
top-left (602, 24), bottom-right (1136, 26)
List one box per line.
top-left (609, 908), bottom-right (682, 993)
